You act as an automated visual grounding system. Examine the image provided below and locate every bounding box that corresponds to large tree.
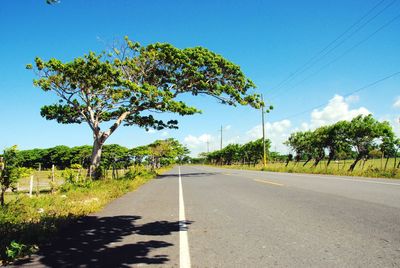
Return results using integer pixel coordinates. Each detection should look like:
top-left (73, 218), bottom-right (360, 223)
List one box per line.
top-left (28, 37), bottom-right (261, 177)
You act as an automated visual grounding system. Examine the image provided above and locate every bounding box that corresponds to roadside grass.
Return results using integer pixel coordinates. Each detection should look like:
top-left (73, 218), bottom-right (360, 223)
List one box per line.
top-left (16, 170), bottom-right (64, 192)
top-left (0, 166), bottom-right (170, 265)
top-left (15, 168), bottom-right (132, 192)
top-left (211, 158), bottom-right (400, 179)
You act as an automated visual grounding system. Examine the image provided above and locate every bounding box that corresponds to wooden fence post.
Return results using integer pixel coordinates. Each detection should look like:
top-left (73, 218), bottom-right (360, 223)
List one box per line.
top-left (36, 163), bottom-right (41, 196)
top-left (29, 175), bottom-right (33, 197)
top-left (51, 164), bottom-right (55, 193)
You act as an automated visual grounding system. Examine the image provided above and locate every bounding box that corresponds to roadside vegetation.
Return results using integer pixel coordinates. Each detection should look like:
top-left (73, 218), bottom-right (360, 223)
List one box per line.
top-left (198, 115), bottom-right (400, 179)
top-left (0, 139), bottom-right (187, 264)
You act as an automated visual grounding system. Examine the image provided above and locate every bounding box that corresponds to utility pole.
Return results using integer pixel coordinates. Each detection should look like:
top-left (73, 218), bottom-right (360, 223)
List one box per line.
top-left (220, 125), bottom-right (223, 150)
top-left (207, 139), bottom-right (210, 153)
top-left (261, 94), bottom-right (267, 167)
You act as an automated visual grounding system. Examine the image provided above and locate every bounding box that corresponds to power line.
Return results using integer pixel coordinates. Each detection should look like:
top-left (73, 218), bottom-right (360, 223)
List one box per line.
top-left (269, 0), bottom-right (395, 96)
top-left (268, 0), bottom-right (396, 98)
top-left (220, 125), bottom-right (223, 150)
top-left (273, 70), bottom-right (400, 122)
top-left (271, 11), bottom-right (400, 100)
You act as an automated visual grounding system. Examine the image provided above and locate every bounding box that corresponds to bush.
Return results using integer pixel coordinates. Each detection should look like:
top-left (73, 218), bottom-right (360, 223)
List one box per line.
top-left (60, 168), bottom-right (92, 192)
top-left (5, 241), bottom-right (34, 262)
top-left (124, 166), bottom-right (154, 180)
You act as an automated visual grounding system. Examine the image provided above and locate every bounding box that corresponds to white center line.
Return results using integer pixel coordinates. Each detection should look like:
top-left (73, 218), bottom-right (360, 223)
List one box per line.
top-left (179, 166), bottom-right (191, 268)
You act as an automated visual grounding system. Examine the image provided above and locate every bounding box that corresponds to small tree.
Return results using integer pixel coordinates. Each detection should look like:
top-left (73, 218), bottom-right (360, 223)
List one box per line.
top-left (130, 146), bottom-right (150, 166)
top-left (284, 132), bottom-right (306, 164)
top-left (28, 37), bottom-right (261, 178)
top-left (0, 146), bottom-right (23, 206)
top-left (346, 115), bottom-right (392, 172)
top-left (380, 129), bottom-right (397, 170)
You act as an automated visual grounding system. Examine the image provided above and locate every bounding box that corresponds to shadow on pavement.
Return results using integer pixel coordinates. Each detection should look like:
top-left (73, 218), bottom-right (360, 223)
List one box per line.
top-left (14, 215), bottom-right (192, 267)
top-left (158, 172), bottom-right (218, 179)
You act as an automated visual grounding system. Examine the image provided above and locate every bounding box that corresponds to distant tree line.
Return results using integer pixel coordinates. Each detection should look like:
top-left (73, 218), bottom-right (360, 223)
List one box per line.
top-left (284, 115), bottom-right (400, 171)
top-left (204, 138), bottom-right (271, 166)
top-left (201, 115), bottom-right (400, 171)
top-left (12, 138), bottom-right (189, 171)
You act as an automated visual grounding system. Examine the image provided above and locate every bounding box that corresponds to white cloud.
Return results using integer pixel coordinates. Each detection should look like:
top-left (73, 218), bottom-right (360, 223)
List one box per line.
top-left (224, 125), bottom-right (232, 131)
top-left (184, 134), bottom-right (213, 149)
top-left (393, 96), bottom-right (400, 109)
top-left (245, 119), bottom-right (292, 152)
top-left (345, 95), bottom-right (359, 103)
top-left (379, 115), bottom-right (400, 137)
top-left (225, 135), bottom-right (241, 145)
top-left (309, 94), bottom-right (370, 129)
top-left (147, 129), bottom-right (156, 134)
top-left (243, 94), bottom-right (372, 153)
top-left (183, 95), bottom-right (381, 156)
top-left (161, 131), bottom-right (169, 137)
top-left (246, 120), bottom-right (291, 139)
top-left (184, 134), bottom-right (217, 157)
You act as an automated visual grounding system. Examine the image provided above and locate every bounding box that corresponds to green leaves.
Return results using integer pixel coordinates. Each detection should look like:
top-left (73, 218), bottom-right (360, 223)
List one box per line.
top-left (1, 146), bottom-right (24, 206)
top-left (206, 138), bottom-right (270, 165)
top-left (29, 37), bottom-right (260, 134)
top-left (40, 104), bottom-right (83, 124)
top-left (46, 0), bottom-right (60, 4)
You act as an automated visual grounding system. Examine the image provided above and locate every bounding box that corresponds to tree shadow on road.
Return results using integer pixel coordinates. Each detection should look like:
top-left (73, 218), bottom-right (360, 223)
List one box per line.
top-left (158, 172), bottom-right (218, 179)
top-left (14, 215), bottom-right (192, 267)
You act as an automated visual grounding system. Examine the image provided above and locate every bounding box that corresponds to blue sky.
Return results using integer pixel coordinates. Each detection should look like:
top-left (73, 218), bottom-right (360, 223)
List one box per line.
top-left (0, 0), bottom-right (399, 156)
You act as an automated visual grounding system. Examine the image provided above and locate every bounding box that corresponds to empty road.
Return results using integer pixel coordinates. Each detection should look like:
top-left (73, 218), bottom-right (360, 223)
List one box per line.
top-left (19, 165), bottom-right (400, 267)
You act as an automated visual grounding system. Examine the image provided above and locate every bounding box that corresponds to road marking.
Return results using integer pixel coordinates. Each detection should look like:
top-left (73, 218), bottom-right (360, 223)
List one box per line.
top-left (179, 166), bottom-right (191, 268)
top-left (253, 178), bottom-right (284, 187)
top-left (200, 166), bottom-right (400, 187)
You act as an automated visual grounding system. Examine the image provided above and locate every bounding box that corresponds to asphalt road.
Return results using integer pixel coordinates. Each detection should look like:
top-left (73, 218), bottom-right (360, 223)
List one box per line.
top-left (17, 165), bottom-right (400, 267)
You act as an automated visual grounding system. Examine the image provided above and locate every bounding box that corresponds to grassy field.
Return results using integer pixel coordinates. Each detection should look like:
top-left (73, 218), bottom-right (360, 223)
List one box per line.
top-left (0, 166), bottom-right (169, 264)
top-left (216, 158), bottom-right (400, 179)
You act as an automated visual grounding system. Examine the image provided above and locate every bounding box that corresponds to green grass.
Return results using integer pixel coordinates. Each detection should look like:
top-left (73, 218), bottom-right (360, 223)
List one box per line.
top-left (212, 158), bottom-right (400, 179)
top-left (0, 166), bottom-right (169, 264)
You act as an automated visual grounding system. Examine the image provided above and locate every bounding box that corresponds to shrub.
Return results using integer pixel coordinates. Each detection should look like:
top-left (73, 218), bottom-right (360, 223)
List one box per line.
top-left (60, 168), bottom-right (92, 192)
top-left (124, 166), bottom-right (154, 180)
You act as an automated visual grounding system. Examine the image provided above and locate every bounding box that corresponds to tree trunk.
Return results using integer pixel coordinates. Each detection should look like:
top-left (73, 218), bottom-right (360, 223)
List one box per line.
top-left (384, 157), bottom-right (389, 171)
top-left (326, 157), bottom-right (333, 167)
top-left (90, 138), bottom-right (104, 179)
top-left (326, 151), bottom-right (335, 167)
top-left (0, 189), bottom-right (5, 207)
top-left (362, 157), bottom-right (368, 170)
top-left (303, 157), bottom-right (312, 167)
top-left (313, 154), bottom-right (324, 167)
top-left (349, 155), bottom-right (363, 172)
